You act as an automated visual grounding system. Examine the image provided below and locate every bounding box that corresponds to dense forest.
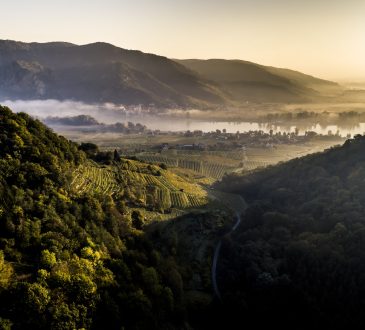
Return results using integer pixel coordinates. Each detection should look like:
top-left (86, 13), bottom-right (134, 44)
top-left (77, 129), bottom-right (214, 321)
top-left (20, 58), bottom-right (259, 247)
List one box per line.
top-left (0, 106), bottom-right (232, 329)
top-left (217, 134), bottom-right (365, 328)
top-left (4, 104), bottom-right (365, 329)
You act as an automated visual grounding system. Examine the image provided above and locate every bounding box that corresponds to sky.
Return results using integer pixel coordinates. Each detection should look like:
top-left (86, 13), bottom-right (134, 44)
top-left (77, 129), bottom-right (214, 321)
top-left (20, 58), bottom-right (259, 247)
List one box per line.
top-left (1, 0), bottom-right (364, 81)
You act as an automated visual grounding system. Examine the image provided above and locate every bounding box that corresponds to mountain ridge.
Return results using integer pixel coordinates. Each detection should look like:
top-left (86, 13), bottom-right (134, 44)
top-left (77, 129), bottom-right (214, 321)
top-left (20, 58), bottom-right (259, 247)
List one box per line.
top-left (0, 40), bottom-right (341, 107)
top-left (177, 58), bottom-right (342, 103)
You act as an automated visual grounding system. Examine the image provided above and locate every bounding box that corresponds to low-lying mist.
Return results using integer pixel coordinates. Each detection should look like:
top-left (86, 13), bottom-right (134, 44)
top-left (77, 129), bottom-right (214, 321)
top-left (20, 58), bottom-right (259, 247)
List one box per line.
top-left (2, 99), bottom-right (365, 137)
top-left (0, 99), bottom-right (130, 125)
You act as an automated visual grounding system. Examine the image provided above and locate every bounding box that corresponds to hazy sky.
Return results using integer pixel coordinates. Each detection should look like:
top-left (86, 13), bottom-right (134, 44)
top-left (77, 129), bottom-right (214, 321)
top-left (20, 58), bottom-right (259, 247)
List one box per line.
top-left (1, 0), bottom-right (364, 81)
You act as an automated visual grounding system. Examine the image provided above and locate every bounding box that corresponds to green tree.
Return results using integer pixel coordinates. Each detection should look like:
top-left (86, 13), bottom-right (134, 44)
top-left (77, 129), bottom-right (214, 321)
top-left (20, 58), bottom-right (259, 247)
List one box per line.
top-left (132, 210), bottom-right (144, 230)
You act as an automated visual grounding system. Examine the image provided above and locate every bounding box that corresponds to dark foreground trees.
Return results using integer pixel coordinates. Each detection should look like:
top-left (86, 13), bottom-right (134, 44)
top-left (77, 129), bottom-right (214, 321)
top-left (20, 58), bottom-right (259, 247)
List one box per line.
top-left (216, 134), bottom-right (365, 328)
top-left (0, 107), bottom-right (187, 329)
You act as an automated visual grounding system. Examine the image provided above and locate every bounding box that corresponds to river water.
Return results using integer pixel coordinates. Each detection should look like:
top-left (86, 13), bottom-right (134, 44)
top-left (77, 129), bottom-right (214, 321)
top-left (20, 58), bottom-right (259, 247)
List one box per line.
top-left (130, 117), bottom-right (365, 137)
top-left (4, 99), bottom-right (365, 137)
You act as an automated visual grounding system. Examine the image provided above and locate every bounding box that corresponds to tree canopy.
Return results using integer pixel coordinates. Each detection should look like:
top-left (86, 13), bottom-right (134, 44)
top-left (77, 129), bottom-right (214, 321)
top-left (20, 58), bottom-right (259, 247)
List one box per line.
top-left (216, 135), bottom-right (365, 328)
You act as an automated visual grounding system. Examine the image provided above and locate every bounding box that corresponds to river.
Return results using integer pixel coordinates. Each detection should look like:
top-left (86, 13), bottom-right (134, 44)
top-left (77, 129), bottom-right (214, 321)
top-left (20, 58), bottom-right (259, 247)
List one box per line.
top-left (4, 99), bottom-right (365, 137)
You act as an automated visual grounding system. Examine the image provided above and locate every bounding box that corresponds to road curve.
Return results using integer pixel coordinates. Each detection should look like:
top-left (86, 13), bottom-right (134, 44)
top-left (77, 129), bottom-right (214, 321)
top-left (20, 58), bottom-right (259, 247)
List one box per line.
top-left (212, 240), bottom-right (222, 299)
top-left (212, 211), bottom-right (242, 299)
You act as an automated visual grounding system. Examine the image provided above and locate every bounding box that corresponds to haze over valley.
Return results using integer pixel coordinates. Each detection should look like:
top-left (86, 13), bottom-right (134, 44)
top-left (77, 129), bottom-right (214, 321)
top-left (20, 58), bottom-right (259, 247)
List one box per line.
top-left (1, 38), bottom-right (365, 143)
top-left (1, 1), bottom-right (365, 329)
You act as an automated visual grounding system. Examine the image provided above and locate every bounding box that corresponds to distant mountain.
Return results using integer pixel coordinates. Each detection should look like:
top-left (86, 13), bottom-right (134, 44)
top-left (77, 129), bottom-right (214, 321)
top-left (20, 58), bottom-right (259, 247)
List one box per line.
top-left (177, 59), bottom-right (343, 103)
top-left (0, 40), bottom-right (226, 107)
top-left (0, 40), bottom-right (341, 107)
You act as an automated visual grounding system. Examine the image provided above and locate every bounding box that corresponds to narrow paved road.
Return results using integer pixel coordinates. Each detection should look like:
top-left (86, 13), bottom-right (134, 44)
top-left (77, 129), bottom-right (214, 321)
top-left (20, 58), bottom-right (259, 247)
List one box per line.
top-left (212, 240), bottom-right (222, 299)
top-left (211, 195), bottom-right (246, 299)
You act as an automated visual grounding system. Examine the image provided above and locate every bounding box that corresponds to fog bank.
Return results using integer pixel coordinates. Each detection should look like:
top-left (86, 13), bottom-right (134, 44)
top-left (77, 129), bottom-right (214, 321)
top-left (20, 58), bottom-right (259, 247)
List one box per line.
top-left (0, 99), bottom-right (129, 124)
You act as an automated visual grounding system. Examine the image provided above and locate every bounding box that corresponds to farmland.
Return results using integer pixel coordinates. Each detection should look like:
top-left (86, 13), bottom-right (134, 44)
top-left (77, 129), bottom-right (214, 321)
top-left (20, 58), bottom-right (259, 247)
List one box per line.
top-left (59, 127), bottom-right (344, 182)
top-left (71, 161), bottom-right (120, 195)
top-left (71, 159), bottom-right (208, 211)
top-left (135, 141), bottom-right (337, 179)
top-left (136, 153), bottom-right (237, 180)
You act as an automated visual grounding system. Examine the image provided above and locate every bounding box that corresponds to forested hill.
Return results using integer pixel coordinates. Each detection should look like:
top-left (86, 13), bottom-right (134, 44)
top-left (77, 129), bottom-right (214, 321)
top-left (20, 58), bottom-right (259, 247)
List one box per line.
top-left (0, 105), bottom-right (84, 188)
top-left (0, 40), bottom-right (226, 108)
top-left (0, 106), bottom-right (227, 329)
top-left (176, 59), bottom-right (342, 102)
top-left (0, 40), bottom-right (341, 107)
top-left (216, 136), bottom-right (365, 328)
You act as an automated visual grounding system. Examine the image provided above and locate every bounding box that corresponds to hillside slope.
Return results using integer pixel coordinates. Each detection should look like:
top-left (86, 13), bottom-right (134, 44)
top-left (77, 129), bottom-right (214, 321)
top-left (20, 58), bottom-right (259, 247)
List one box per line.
top-left (0, 40), bottom-right (341, 107)
top-left (0, 40), bottom-right (226, 107)
top-left (177, 59), bottom-right (342, 103)
top-left (215, 135), bottom-right (365, 328)
top-left (0, 105), bottom-right (230, 329)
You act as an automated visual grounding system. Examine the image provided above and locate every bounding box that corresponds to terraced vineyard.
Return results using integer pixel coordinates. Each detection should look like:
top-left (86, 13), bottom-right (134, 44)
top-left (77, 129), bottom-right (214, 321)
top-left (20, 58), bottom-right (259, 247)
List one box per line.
top-left (71, 160), bottom-right (208, 210)
top-left (201, 162), bottom-right (234, 179)
top-left (138, 155), bottom-right (178, 167)
top-left (137, 153), bottom-right (236, 179)
top-left (71, 162), bottom-right (120, 195)
top-left (178, 159), bottom-right (203, 173)
top-left (168, 149), bottom-right (244, 160)
top-left (242, 160), bottom-right (271, 171)
top-left (157, 188), bottom-right (172, 209)
top-left (169, 191), bottom-right (189, 208)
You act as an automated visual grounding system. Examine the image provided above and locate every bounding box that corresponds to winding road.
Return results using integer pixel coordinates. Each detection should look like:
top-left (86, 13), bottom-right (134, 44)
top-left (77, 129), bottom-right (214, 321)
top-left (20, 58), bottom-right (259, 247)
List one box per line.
top-left (211, 195), bottom-right (246, 299)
